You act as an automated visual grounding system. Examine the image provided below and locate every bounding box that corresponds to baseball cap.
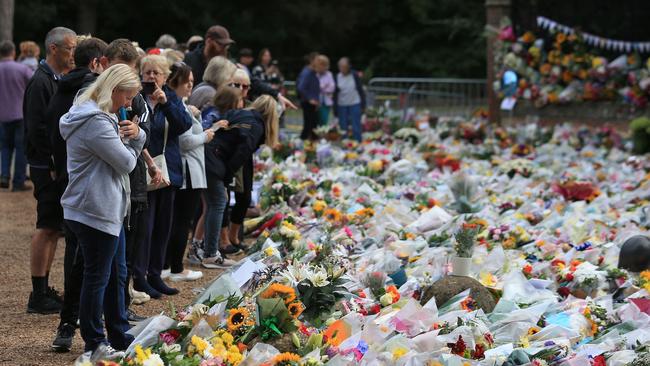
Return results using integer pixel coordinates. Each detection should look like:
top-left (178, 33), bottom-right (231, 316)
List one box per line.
top-left (205, 25), bottom-right (235, 45)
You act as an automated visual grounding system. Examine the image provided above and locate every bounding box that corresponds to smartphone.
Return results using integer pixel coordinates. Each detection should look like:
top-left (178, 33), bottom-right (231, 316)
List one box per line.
top-left (142, 81), bottom-right (156, 95)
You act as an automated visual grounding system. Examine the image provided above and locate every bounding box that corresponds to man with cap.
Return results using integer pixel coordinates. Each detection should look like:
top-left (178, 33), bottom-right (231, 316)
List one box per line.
top-left (185, 25), bottom-right (296, 110)
top-left (184, 25), bottom-right (234, 84)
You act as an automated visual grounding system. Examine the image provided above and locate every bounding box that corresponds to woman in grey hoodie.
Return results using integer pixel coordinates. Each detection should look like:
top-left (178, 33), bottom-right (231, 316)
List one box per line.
top-left (59, 64), bottom-right (145, 356)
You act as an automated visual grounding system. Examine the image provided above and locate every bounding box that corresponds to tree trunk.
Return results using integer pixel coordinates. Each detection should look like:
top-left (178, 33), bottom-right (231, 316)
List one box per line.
top-left (77, 0), bottom-right (98, 35)
top-left (0, 0), bottom-right (14, 41)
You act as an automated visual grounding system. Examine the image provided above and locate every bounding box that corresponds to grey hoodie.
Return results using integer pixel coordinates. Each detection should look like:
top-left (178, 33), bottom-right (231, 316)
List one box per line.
top-left (60, 100), bottom-right (146, 236)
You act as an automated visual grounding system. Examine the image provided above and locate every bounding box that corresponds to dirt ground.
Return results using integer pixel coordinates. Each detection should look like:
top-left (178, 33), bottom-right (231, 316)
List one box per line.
top-left (0, 187), bottom-right (228, 366)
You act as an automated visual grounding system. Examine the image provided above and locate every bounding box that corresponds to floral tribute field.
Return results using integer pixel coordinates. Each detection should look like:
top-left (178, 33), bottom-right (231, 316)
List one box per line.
top-left (87, 118), bottom-right (650, 366)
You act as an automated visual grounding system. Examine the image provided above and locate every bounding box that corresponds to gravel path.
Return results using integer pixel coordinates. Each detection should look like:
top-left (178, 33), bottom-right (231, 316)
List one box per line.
top-left (0, 188), bottom-right (228, 365)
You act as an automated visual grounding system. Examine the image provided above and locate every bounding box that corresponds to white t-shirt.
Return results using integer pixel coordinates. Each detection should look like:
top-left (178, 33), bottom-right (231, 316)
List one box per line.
top-left (336, 73), bottom-right (360, 106)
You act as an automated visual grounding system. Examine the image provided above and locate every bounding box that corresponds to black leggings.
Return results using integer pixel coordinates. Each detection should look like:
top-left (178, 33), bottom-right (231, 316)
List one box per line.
top-left (166, 175), bottom-right (203, 273)
top-left (300, 101), bottom-right (318, 140)
top-left (222, 158), bottom-right (253, 227)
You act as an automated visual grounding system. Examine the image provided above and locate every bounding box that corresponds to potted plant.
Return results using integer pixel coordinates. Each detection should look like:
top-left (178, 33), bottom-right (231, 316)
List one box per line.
top-left (451, 222), bottom-right (480, 276)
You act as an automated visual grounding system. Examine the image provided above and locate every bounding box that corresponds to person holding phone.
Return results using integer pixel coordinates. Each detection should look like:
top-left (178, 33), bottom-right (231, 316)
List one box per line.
top-left (163, 62), bottom-right (226, 281)
top-left (131, 55), bottom-right (192, 298)
top-left (58, 64), bottom-right (145, 357)
top-left (202, 94), bottom-right (279, 268)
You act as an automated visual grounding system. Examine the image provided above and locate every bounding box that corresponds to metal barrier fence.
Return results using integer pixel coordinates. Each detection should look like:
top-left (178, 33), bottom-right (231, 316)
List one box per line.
top-left (366, 77), bottom-right (488, 118)
top-left (281, 78), bottom-right (489, 125)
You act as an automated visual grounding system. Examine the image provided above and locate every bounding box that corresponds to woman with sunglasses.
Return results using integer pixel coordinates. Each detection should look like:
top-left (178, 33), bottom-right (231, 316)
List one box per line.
top-left (131, 55), bottom-right (192, 298)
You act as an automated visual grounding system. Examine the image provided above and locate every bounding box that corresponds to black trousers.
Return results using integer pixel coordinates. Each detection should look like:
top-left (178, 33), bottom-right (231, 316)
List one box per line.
top-left (166, 181), bottom-right (202, 273)
top-left (59, 223), bottom-right (82, 326)
top-left (300, 101), bottom-right (318, 140)
top-left (222, 158), bottom-right (253, 228)
top-left (124, 202), bottom-right (148, 306)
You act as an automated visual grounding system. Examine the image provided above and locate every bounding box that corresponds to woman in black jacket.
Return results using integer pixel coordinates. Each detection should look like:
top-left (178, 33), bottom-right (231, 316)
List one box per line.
top-left (202, 94), bottom-right (279, 268)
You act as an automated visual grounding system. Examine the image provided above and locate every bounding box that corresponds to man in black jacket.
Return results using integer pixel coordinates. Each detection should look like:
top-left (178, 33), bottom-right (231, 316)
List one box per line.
top-left (24, 26), bottom-right (76, 315)
top-left (185, 24), bottom-right (296, 110)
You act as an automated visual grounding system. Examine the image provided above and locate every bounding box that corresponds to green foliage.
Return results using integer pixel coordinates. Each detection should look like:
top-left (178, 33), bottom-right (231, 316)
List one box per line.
top-left (12, 0), bottom-right (487, 78)
top-left (630, 117), bottom-right (650, 154)
top-left (454, 224), bottom-right (479, 257)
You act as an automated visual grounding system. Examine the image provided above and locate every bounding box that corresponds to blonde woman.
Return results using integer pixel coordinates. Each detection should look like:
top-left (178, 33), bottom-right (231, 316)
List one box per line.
top-left (18, 40), bottom-right (40, 71)
top-left (188, 56), bottom-right (237, 113)
top-left (132, 54), bottom-right (192, 298)
top-left (59, 64), bottom-right (144, 356)
top-left (202, 95), bottom-right (278, 268)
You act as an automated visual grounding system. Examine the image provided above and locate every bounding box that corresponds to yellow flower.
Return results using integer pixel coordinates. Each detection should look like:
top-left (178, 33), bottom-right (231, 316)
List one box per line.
top-left (227, 308), bottom-right (250, 332)
top-left (368, 159), bottom-right (384, 172)
top-left (135, 344), bottom-right (152, 364)
top-left (392, 347), bottom-right (408, 360)
top-left (324, 208), bottom-right (342, 223)
top-left (271, 352), bottom-right (302, 365)
top-left (345, 152), bottom-right (359, 160)
top-left (312, 200), bottom-right (327, 212)
top-left (264, 246), bottom-right (278, 257)
top-left (479, 272), bottom-right (497, 287)
top-left (191, 335), bottom-right (209, 355)
top-left (221, 331), bottom-right (234, 345)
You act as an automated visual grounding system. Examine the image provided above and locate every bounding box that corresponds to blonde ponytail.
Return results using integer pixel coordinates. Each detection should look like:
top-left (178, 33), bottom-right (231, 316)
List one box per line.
top-left (249, 95), bottom-right (279, 147)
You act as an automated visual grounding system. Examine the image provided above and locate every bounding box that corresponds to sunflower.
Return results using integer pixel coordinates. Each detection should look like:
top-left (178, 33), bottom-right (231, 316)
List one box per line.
top-left (271, 352), bottom-right (301, 365)
top-left (312, 200), bottom-right (327, 213)
top-left (261, 283), bottom-right (297, 305)
top-left (323, 208), bottom-right (342, 223)
top-left (227, 308), bottom-right (250, 332)
top-left (287, 302), bottom-right (305, 319)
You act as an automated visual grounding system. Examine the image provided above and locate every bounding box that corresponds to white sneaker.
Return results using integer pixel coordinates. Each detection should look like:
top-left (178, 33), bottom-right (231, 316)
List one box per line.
top-left (93, 344), bottom-right (125, 360)
top-left (169, 270), bottom-right (204, 282)
top-left (161, 269), bottom-right (171, 279)
top-left (128, 282), bottom-right (150, 305)
top-left (201, 253), bottom-right (237, 269)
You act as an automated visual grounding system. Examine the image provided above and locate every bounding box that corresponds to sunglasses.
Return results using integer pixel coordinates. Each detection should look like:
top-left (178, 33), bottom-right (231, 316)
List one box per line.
top-left (228, 82), bottom-right (250, 90)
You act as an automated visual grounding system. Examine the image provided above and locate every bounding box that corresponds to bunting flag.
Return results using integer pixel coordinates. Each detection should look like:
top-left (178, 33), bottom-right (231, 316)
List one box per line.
top-left (536, 16), bottom-right (650, 53)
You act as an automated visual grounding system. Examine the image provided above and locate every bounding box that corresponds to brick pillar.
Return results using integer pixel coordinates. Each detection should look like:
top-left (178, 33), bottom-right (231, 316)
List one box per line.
top-left (486, 0), bottom-right (511, 124)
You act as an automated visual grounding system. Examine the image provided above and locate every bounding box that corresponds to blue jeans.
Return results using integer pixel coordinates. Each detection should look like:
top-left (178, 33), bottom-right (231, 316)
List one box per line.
top-left (204, 177), bottom-right (227, 257)
top-left (67, 220), bottom-right (133, 352)
top-left (0, 119), bottom-right (27, 186)
top-left (337, 104), bottom-right (362, 141)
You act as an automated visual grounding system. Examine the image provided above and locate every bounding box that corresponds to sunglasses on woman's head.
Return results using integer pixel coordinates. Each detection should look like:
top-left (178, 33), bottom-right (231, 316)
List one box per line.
top-left (228, 82), bottom-right (250, 90)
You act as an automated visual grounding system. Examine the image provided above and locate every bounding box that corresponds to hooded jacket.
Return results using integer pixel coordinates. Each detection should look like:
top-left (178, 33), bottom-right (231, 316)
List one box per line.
top-left (47, 67), bottom-right (95, 185)
top-left (204, 109), bottom-right (265, 181)
top-left (59, 100), bottom-right (146, 236)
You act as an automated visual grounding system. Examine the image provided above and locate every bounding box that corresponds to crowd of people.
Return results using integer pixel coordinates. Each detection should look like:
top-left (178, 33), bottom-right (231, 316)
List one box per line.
top-left (0, 22), bottom-right (368, 360)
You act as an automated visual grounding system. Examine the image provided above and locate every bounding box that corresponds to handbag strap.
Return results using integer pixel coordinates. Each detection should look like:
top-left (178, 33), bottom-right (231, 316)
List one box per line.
top-left (162, 119), bottom-right (169, 153)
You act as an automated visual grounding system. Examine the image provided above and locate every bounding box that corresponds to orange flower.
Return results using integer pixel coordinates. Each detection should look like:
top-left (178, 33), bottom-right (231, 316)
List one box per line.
top-left (288, 302), bottom-right (305, 319)
top-left (323, 319), bottom-right (350, 347)
top-left (227, 307), bottom-right (251, 332)
top-left (271, 352), bottom-right (301, 365)
top-left (386, 285), bottom-right (400, 303)
top-left (261, 283), bottom-right (297, 305)
top-left (323, 208), bottom-right (342, 223)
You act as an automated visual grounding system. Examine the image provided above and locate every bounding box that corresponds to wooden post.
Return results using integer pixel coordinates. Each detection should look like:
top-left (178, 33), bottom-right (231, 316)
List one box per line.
top-left (485, 0), bottom-right (511, 124)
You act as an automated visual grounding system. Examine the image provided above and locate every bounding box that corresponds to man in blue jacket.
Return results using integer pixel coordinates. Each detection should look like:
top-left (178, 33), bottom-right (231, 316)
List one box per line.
top-left (297, 54), bottom-right (320, 140)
